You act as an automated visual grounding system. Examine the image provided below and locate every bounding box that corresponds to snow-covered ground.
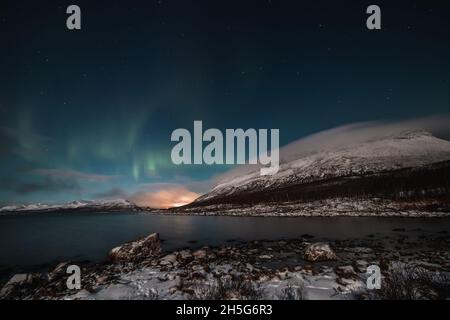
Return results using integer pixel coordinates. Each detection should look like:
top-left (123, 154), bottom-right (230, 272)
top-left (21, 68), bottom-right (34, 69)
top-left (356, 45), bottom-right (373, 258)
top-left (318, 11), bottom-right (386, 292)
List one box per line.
top-left (2, 231), bottom-right (449, 300)
top-left (66, 266), bottom-right (359, 300)
top-left (172, 197), bottom-right (450, 217)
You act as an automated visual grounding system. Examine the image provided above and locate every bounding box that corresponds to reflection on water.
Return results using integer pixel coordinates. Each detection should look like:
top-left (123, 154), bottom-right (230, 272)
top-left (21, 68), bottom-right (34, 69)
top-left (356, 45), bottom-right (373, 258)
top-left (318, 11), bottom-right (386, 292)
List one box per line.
top-left (0, 212), bottom-right (449, 268)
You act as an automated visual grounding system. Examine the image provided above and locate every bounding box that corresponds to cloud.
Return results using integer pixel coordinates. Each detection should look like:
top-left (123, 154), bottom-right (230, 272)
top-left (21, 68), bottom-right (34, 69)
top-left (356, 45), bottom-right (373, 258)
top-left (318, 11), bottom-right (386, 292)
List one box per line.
top-left (137, 180), bottom-right (214, 195)
top-left (8, 169), bottom-right (117, 196)
top-left (0, 128), bottom-right (15, 157)
top-left (93, 187), bottom-right (128, 199)
top-left (216, 114), bottom-right (450, 184)
top-left (12, 177), bottom-right (81, 195)
top-left (31, 169), bottom-right (117, 182)
top-left (0, 126), bottom-right (54, 161)
top-left (129, 186), bottom-right (200, 209)
top-left (91, 180), bottom-right (208, 208)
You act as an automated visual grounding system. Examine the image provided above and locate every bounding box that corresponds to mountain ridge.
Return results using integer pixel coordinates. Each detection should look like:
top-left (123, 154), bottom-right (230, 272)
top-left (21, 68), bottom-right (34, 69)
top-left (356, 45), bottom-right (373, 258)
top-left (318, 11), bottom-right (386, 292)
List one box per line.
top-left (192, 131), bottom-right (450, 206)
top-left (0, 199), bottom-right (145, 215)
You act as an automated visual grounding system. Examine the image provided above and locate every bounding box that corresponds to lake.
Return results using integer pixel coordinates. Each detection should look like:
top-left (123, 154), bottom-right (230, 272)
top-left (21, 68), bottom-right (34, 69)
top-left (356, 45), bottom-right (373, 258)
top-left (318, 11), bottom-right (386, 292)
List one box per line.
top-left (1, 212), bottom-right (449, 270)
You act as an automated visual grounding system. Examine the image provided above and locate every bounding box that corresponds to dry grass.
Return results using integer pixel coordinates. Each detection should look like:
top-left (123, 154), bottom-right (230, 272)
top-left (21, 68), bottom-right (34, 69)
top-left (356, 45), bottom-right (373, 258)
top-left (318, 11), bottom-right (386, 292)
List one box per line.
top-left (277, 283), bottom-right (305, 300)
top-left (183, 275), bottom-right (264, 300)
top-left (372, 265), bottom-right (450, 300)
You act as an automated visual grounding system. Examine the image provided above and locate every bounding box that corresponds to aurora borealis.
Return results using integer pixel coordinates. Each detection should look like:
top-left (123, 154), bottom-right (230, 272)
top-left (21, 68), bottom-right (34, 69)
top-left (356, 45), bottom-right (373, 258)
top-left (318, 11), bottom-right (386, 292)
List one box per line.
top-left (1, 0), bottom-right (450, 207)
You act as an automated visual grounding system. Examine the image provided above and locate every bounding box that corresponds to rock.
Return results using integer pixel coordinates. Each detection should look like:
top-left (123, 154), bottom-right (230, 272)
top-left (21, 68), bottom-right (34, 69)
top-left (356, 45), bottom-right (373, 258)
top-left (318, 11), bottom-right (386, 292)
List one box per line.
top-left (0, 273), bottom-right (35, 298)
top-left (335, 265), bottom-right (357, 278)
top-left (108, 232), bottom-right (161, 262)
top-left (259, 275), bottom-right (270, 282)
top-left (160, 254), bottom-right (177, 265)
top-left (95, 275), bottom-right (109, 284)
top-left (258, 254), bottom-right (273, 260)
top-left (5, 273), bottom-right (33, 286)
top-left (207, 253), bottom-right (217, 259)
top-left (304, 242), bottom-right (337, 262)
top-left (336, 277), bottom-right (366, 291)
top-left (169, 287), bottom-right (178, 294)
top-left (191, 265), bottom-right (204, 272)
top-left (66, 289), bottom-right (91, 300)
top-left (47, 262), bottom-right (69, 281)
top-left (179, 250), bottom-right (192, 260)
top-left (52, 262), bottom-right (69, 274)
top-left (217, 248), bottom-right (228, 256)
top-left (354, 260), bottom-right (369, 273)
top-left (277, 271), bottom-right (289, 280)
top-left (192, 249), bottom-right (207, 259)
top-left (157, 274), bottom-right (168, 281)
top-left (347, 247), bottom-right (373, 254)
top-left (319, 265), bottom-right (334, 273)
top-left (379, 256), bottom-right (390, 271)
top-left (167, 274), bottom-right (176, 281)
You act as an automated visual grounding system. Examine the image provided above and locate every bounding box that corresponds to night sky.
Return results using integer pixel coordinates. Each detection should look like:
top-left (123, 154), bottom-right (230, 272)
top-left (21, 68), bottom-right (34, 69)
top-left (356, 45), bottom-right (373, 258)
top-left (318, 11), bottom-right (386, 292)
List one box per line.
top-left (1, 0), bottom-right (449, 206)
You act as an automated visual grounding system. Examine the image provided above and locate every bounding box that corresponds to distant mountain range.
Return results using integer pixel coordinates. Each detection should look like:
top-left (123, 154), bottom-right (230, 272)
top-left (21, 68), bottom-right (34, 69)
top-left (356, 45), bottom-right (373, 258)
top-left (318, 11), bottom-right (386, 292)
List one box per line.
top-left (0, 199), bottom-right (143, 215)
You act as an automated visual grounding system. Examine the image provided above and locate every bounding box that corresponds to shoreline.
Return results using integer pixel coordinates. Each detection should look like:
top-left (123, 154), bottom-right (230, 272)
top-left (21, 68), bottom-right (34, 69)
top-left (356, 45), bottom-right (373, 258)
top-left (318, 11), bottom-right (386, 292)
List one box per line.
top-left (2, 196), bottom-right (450, 218)
top-left (1, 209), bottom-right (450, 218)
top-left (1, 229), bottom-right (449, 300)
top-left (144, 211), bottom-right (450, 218)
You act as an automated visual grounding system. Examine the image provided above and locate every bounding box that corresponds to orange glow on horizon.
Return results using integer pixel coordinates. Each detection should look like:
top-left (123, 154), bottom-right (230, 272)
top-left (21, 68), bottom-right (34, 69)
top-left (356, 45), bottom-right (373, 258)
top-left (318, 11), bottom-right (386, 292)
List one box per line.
top-left (130, 187), bottom-right (199, 209)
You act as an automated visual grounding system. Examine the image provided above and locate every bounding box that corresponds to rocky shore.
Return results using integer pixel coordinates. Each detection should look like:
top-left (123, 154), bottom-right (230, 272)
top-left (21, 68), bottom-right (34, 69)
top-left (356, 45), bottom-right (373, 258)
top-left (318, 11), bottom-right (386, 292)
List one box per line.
top-left (166, 198), bottom-right (450, 217)
top-left (1, 230), bottom-right (449, 300)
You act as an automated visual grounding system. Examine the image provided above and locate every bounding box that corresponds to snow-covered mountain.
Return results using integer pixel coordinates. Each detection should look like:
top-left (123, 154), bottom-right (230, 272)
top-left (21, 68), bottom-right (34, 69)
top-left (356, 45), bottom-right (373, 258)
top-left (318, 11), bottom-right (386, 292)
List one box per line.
top-left (192, 131), bottom-right (450, 206)
top-left (0, 199), bottom-right (142, 214)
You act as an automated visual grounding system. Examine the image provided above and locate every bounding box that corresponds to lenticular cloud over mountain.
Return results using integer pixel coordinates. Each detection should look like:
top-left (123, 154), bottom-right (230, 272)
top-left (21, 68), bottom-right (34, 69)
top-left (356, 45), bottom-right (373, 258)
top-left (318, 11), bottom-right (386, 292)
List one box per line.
top-left (216, 115), bottom-right (450, 184)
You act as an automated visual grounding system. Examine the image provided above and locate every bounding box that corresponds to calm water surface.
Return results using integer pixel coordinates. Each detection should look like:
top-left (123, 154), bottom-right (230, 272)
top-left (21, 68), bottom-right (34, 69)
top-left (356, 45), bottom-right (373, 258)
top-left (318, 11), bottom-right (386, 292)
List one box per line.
top-left (1, 212), bottom-right (449, 269)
